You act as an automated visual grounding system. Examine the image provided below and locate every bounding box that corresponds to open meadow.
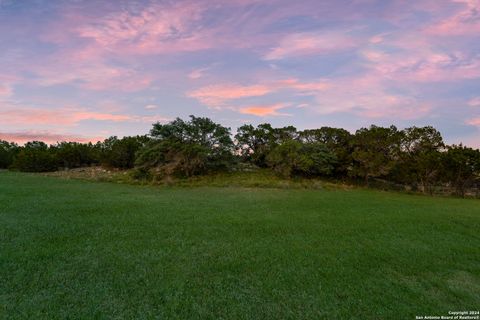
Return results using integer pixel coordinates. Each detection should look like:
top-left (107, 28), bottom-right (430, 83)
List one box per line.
top-left (1, 171), bottom-right (479, 319)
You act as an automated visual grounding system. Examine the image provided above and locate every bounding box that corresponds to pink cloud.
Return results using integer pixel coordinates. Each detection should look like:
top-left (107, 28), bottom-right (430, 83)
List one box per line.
top-left (239, 104), bottom-right (289, 116)
top-left (264, 31), bottom-right (357, 60)
top-left (22, 8), bottom-right (157, 92)
top-left (466, 117), bottom-right (480, 126)
top-left (74, 2), bottom-right (212, 56)
top-left (369, 34), bottom-right (385, 44)
top-left (31, 63), bottom-right (153, 92)
top-left (188, 78), bottom-right (329, 108)
top-left (425, 0), bottom-right (480, 36)
top-left (39, 0), bottom-right (283, 63)
top-left (188, 84), bottom-right (273, 107)
top-left (363, 41), bottom-right (480, 83)
top-left (0, 131), bottom-right (103, 145)
top-left (0, 84), bottom-right (12, 98)
top-left (188, 67), bottom-right (210, 79)
top-left (63, 0), bottom-right (315, 58)
top-left (276, 78), bottom-right (330, 93)
top-left (410, 56), bottom-right (480, 82)
top-left (298, 73), bottom-right (432, 120)
top-left (360, 27), bottom-right (480, 83)
top-left (0, 107), bottom-right (157, 127)
top-left (72, 111), bottom-right (133, 123)
top-left (468, 97), bottom-right (480, 107)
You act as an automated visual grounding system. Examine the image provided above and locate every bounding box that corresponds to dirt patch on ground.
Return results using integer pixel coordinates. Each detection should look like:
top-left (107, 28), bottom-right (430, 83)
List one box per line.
top-left (43, 166), bottom-right (130, 182)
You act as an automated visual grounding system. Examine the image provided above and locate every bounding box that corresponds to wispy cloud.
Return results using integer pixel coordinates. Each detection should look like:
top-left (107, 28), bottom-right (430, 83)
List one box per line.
top-left (0, 106), bottom-right (166, 127)
top-left (0, 107), bottom-right (130, 126)
top-left (188, 84), bottom-right (273, 107)
top-left (276, 78), bottom-right (330, 94)
top-left (264, 31), bottom-right (357, 60)
top-left (424, 0), bottom-right (480, 36)
top-left (188, 78), bottom-right (329, 109)
top-left (239, 103), bottom-right (290, 116)
top-left (466, 117), bottom-right (480, 126)
top-left (31, 62), bottom-right (153, 92)
top-left (362, 36), bottom-right (480, 83)
top-left (296, 73), bottom-right (432, 120)
top-left (188, 67), bottom-right (211, 79)
top-left (0, 0), bottom-right (479, 147)
top-left (468, 97), bottom-right (480, 107)
top-left (0, 84), bottom-right (12, 98)
top-left (0, 131), bottom-right (103, 145)
top-left (74, 2), bottom-right (211, 56)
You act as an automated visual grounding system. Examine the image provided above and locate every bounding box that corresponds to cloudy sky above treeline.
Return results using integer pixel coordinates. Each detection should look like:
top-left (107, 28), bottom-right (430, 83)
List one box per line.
top-left (0, 0), bottom-right (479, 146)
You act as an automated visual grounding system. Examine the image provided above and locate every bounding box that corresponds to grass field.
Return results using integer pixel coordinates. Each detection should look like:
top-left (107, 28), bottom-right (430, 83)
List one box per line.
top-left (1, 171), bottom-right (479, 319)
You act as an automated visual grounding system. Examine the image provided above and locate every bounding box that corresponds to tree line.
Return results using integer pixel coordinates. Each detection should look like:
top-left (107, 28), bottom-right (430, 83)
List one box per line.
top-left (1, 116), bottom-right (479, 197)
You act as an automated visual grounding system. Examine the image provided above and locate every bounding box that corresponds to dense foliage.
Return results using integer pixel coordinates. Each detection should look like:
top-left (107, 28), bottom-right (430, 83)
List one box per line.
top-left (0, 140), bottom-right (19, 168)
top-left (2, 116), bottom-right (479, 197)
top-left (266, 140), bottom-right (337, 178)
top-left (136, 116), bottom-right (235, 177)
top-left (11, 141), bottom-right (57, 172)
top-left (99, 136), bottom-right (150, 169)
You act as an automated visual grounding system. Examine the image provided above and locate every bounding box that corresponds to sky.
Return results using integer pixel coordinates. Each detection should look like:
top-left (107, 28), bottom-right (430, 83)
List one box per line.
top-left (0, 0), bottom-right (479, 147)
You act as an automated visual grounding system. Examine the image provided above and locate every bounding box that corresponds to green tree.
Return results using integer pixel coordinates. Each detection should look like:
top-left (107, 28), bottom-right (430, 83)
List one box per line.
top-left (12, 141), bottom-right (57, 172)
top-left (235, 124), bottom-right (298, 167)
top-left (442, 145), bottom-right (480, 197)
top-left (136, 116), bottom-right (234, 177)
top-left (0, 140), bottom-right (19, 169)
top-left (299, 127), bottom-right (352, 177)
top-left (267, 140), bottom-right (337, 178)
top-left (100, 136), bottom-right (149, 169)
top-left (235, 123), bottom-right (275, 167)
top-left (53, 142), bottom-right (98, 169)
top-left (393, 126), bottom-right (444, 193)
top-left (272, 126), bottom-right (298, 144)
top-left (350, 125), bottom-right (402, 184)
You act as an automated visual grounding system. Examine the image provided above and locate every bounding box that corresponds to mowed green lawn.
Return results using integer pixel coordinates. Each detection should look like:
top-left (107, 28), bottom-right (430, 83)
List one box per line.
top-left (0, 172), bottom-right (479, 319)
